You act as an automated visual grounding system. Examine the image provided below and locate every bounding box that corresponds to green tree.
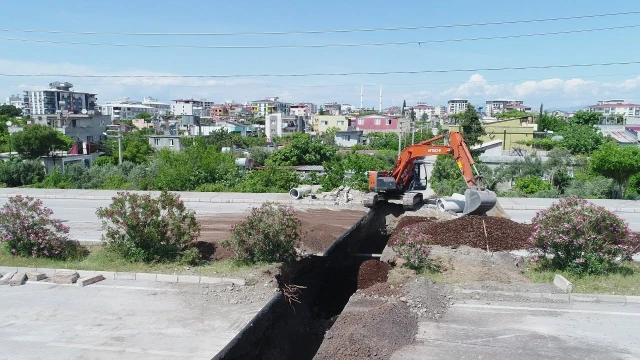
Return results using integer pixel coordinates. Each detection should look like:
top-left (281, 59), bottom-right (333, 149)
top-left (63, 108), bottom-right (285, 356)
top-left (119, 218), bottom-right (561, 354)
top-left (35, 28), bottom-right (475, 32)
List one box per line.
top-left (402, 100), bottom-right (407, 116)
top-left (268, 133), bottom-right (336, 166)
top-left (10, 125), bottom-right (72, 158)
top-left (0, 105), bottom-right (22, 117)
top-left (136, 112), bottom-right (152, 122)
top-left (104, 131), bottom-right (154, 164)
top-left (430, 155), bottom-right (467, 196)
top-left (545, 148), bottom-right (573, 193)
top-left (537, 112), bottom-right (567, 133)
top-left (495, 109), bottom-right (528, 119)
top-left (590, 141), bottom-right (640, 199)
top-left (458, 104), bottom-right (485, 146)
top-left (514, 176), bottom-right (551, 195)
top-left (324, 126), bottom-right (341, 146)
top-left (559, 124), bottom-right (603, 155)
top-left (570, 110), bottom-right (601, 126)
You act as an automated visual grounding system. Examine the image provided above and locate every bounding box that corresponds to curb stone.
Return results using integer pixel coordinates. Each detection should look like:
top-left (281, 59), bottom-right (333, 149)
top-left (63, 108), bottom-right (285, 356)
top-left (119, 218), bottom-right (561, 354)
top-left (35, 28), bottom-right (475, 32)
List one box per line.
top-left (0, 265), bottom-right (245, 286)
top-left (454, 288), bottom-right (639, 304)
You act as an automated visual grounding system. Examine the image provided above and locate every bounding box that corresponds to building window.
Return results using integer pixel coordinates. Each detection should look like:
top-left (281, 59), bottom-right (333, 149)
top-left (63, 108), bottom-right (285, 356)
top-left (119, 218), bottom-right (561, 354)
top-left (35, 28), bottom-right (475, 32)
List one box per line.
top-left (154, 138), bottom-right (160, 146)
top-left (386, 119), bottom-right (392, 125)
top-left (86, 136), bottom-right (93, 142)
top-left (321, 121), bottom-right (328, 125)
top-left (375, 119), bottom-right (381, 125)
top-left (358, 119), bottom-right (364, 125)
top-left (169, 139), bottom-right (175, 146)
top-left (338, 121), bottom-right (344, 126)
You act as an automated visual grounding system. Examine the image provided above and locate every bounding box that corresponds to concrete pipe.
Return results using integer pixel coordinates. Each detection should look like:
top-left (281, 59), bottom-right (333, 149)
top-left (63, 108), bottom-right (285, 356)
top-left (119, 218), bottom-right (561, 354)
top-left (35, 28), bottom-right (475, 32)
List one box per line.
top-left (235, 157), bottom-right (254, 168)
top-left (221, 147), bottom-right (231, 154)
top-left (437, 197), bottom-right (465, 213)
top-left (289, 185), bottom-right (312, 200)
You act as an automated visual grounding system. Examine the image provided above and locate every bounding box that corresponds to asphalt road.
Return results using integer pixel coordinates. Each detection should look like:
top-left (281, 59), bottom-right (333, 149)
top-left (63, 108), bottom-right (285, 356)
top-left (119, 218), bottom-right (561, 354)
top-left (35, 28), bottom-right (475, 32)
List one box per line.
top-left (392, 300), bottom-right (640, 360)
top-left (0, 198), bottom-right (260, 243)
top-left (0, 279), bottom-right (269, 360)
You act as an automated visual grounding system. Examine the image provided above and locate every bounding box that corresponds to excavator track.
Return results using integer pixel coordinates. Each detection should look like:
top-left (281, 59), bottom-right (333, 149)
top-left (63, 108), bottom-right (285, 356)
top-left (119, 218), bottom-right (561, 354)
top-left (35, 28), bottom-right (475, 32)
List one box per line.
top-left (402, 192), bottom-right (423, 210)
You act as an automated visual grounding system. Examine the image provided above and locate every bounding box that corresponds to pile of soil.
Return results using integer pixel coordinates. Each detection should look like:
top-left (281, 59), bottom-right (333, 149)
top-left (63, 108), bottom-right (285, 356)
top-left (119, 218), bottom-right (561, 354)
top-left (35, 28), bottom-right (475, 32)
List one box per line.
top-left (357, 260), bottom-right (390, 290)
top-left (409, 216), bottom-right (534, 251)
top-left (314, 300), bottom-right (417, 360)
top-left (395, 216), bottom-right (437, 232)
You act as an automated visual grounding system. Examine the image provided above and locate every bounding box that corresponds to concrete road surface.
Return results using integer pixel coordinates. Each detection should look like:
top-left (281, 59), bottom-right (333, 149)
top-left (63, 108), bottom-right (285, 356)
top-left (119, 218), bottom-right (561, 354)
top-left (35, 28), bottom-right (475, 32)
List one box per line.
top-left (0, 279), bottom-right (269, 360)
top-left (392, 300), bottom-right (640, 360)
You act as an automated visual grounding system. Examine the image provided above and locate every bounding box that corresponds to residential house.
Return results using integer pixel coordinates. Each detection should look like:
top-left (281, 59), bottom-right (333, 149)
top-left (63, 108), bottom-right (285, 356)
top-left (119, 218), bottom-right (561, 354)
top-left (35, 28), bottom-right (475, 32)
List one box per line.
top-left (290, 103), bottom-right (317, 116)
top-left (449, 117), bottom-right (536, 151)
top-left (447, 99), bottom-right (468, 114)
top-left (335, 129), bottom-right (364, 147)
top-left (354, 114), bottom-right (399, 134)
top-left (210, 104), bottom-right (230, 116)
top-left (23, 82), bottom-right (97, 117)
top-left (149, 135), bottom-right (182, 152)
top-left (341, 104), bottom-right (356, 114)
top-left (383, 106), bottom-right (402, 116)
top-left (28, 112), bottom-right (110, 143)
top-left (585, 100), bottom-right (640, 124)
top-left (411, 104), bottom-right (435, 120)
top-left (313, 115), bottom-right (349, 133)
top-left (251, 97), bottom-right (289, 116)
top-left (596, 125), bottom-right (640, 146)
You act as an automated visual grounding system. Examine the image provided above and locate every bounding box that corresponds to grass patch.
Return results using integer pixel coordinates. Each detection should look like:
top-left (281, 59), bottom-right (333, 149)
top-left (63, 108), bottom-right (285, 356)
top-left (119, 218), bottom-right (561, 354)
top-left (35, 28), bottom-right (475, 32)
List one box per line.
top-left (0, 246), bottom-right (269, 278)
top-left (524, 262), bottom-right (640, 295)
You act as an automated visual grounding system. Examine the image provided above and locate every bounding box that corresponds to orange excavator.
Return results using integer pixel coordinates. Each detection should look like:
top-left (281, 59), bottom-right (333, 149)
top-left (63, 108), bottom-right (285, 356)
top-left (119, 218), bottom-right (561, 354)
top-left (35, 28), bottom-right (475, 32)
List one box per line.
top-left (364, 131), bottom-right (497, 215)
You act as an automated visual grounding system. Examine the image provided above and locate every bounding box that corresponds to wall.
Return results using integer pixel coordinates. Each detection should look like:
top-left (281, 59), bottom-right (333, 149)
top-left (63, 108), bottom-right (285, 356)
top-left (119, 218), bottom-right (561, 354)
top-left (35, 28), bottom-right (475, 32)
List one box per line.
top-left (149, 136), bottom-right (182, 151)
top-left (354, 116), bottom-right (398, 133)
top-left (313, 115), bottom-right (348, 133)
top-left (450, 118), bottom-right (535, 150)
top-left (334, 131), bottom-right (362, 147)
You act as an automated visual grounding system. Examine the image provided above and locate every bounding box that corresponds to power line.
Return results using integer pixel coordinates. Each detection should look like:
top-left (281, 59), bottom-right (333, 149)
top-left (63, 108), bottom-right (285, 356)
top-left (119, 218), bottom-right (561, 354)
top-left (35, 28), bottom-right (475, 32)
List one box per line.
top-left (1, 24), bottom-right (638, 49)
top-left (2, 10), bottom-right (639, 36)
top-left (2, 60), bottom-right (639, 79)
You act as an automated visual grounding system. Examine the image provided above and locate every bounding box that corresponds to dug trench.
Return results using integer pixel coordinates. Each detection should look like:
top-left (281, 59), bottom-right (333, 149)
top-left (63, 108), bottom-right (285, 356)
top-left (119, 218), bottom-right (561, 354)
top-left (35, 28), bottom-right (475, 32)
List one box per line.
top-left (213, 205), bottom-right (404, 360)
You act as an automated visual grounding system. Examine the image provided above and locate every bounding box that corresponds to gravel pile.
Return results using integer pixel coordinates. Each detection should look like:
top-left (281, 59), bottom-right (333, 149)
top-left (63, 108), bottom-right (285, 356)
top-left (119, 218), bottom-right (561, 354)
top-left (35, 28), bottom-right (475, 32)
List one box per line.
top-left (408, 216), bottom-right (534, 251)
top-left (357, 260), bottom-right (390, 290)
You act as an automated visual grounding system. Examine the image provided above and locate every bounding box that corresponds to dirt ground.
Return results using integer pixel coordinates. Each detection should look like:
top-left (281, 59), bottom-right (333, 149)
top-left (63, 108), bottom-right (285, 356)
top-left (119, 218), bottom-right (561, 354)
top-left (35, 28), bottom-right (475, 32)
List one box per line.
top-left (196, 208), bottom-right (365, 260)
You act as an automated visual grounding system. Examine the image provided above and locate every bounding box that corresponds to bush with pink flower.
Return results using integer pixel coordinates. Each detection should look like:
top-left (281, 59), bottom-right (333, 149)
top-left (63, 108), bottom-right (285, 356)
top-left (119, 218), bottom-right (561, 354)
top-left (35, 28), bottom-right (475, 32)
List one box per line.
top-left (528, 196), bottom-right (636, 275)
top-left (389, 226), bottom-right (435, 271)
top-left (0, 195), bottom-right (78, 259)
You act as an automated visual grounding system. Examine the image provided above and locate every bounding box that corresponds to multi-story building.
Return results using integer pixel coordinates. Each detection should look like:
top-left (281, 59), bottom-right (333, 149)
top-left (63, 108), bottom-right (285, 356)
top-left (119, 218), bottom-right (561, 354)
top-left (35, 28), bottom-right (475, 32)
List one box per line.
top-left (4, 94), bottom-right (24, 111)
top-left (585, 100), bottom-right (640, 124)
top-left (322, 102), bottom-right (341, 115)
top-left (434, 105), bottom-right (446, 118)
top-left (341, 104), bottom-right (356, 114)
top-left (23, 82), bottom-right (97, 117)
top-left (250, 97), bottom-right (290, 117)
top-left (142, 97), bottom-right (171, 116)
top-left (411, 103), bottom-right (435, 120)
top-left (447, 99), bottom-right (468, 115)
top-left (485, 100), bottom-right (525, 117)
top-left (313, 115), bottom-right (350, 133)
top-left (290, 103), bottom-right (317, 117)
top-left (28, 112), bottom-right (110, 143)
top-left (353, 114), bottom-right (399, 134)
top-left (100, 98), bottom-right (154, 121)
top-left (171, 98), bottom-right (215, 117)
top-left (383, 106), bottom-right (402, 116)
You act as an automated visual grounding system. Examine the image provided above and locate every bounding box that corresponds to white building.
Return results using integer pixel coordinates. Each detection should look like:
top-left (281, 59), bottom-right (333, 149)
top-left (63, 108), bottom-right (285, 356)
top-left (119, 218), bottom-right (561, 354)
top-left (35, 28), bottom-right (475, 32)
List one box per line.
top-left (172, 98), bottom-right (215, 117)
top-left (142, 97), bottom-right (171, 116)
top-left (585, 100), bottom-right (640, 124)
top-left (23, 82), bottom-right (97, 117)
top-left (100, 98), bottom-right (154, 121)
top-left (290, 103), bottom-right (316, 117)
top-left (411, 104), bottom-right (435, 120)
top-left (485, 100), bottom-right (525, 116)
top-left (447, 99), bottom-right (468, 114)
top-left (434, 105), bottom-right (446, 117)
top-left (340, 104), bottom-right (356, 114)
top-left (4, 94), bottom-right (23, 110)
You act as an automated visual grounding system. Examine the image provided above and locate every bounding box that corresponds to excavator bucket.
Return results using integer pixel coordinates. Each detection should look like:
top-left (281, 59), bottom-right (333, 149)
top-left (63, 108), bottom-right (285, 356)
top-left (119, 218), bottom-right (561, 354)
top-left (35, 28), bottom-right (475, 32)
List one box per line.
top-left (463, 188), bottom-right (497, 215)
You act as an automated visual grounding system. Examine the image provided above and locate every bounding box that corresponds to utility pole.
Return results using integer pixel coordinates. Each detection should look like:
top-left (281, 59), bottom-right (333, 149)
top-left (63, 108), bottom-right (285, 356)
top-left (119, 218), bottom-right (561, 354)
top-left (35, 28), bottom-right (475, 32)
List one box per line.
top-left (398, 123), bottom-right (402, 156)
top-left (106, 124), bottom-right (123, 165)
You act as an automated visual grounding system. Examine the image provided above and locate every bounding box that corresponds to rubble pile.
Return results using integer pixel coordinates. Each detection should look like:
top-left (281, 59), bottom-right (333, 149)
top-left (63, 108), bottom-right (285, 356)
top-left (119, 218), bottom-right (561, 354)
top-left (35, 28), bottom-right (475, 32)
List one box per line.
top-left (319, 186), bottom-right (365, 206)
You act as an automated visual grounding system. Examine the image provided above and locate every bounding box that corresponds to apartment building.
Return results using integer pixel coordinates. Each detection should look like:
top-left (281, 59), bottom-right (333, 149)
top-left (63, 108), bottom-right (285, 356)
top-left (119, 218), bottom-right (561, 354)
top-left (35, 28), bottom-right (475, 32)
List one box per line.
top-left (172, 98), bottom-right (215, 117)
top-left (290, 103), bottom-right (317, 117)
top-left (447, 99), bottom-right (468, 115)
top-left (313, 115), bottom-right (350, 133)
top-left (353, 114), bottom-right (399, 134)
top-left (322, 102), bottom-right (342, 115)
top-left (434, 105), bottom-right (446, 117)
top-left (485, 100), bottom-right (525, 116)
top-left (23, 82), bottom-right (97, 117)
top-left (142, 97), bottom-right (171, 116)
top-left (250, 97), bottom-right (290, 116)
top-left (585, 100), bottom-right (640, 124)
top-left (4, 94), bottom-right (23, 111)
top-left (100, 98), bottom-right (154, 121)
top-left (411, 103), bottom-right (435, 120)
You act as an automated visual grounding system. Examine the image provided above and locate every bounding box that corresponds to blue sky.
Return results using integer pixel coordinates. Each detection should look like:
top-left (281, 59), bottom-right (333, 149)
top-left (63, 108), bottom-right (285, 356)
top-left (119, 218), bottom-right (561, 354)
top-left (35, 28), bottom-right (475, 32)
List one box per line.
top-left (2, 0), bottom-right (640, 109)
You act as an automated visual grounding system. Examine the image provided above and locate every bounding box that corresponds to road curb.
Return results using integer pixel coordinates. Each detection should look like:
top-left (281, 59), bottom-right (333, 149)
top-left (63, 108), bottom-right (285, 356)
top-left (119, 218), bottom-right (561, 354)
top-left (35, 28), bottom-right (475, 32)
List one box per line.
top-left (499, 204), bottom-right (638, 213)
top-left (0, 266), bottom-right (245, 286)
top-left (0, 193), bottom-right (337, 206)
top-left (454, 288), bottom-right (636, 304)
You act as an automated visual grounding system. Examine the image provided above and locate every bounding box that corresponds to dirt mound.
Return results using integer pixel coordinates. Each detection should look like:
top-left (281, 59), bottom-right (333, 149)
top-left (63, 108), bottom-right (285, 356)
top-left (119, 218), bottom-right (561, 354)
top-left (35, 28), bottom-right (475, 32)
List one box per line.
top-left (410, 216), bottom-right (534, 251)
top-left (395, 216), bottom-right (437, 232)
top-left (357, 260), bottom-right (390, 290)
top-left (314, 300), bottom-right (417, 360)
